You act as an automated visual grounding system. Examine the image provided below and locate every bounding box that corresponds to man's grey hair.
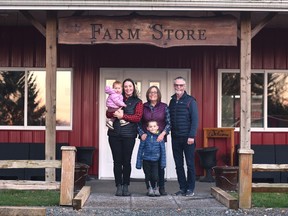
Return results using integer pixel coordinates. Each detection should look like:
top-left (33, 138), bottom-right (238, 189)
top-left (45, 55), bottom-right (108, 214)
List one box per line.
top-left (174, 76), bottom-right (186, 84)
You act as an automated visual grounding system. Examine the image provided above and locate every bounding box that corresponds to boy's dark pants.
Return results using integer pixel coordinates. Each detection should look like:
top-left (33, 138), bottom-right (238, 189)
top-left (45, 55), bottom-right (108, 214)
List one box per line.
top-left (143, 160), bottom-right (159, 188)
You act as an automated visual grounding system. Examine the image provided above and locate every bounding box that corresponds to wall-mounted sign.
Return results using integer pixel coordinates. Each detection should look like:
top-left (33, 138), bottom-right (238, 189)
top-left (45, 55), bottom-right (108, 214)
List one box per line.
top-left (58, 15), bottom-right (237, 47)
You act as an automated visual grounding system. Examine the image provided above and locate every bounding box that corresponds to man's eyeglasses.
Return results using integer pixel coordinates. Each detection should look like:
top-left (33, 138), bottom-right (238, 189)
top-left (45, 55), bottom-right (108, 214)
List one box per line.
top-left (174, 84), bottom-right (185, 87)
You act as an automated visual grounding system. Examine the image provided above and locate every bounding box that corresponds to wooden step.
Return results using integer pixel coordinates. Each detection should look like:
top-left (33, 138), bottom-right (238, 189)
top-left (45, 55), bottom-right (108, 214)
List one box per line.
top-left (211, 186), bottom-right (238, 209)
top-left (252, 164), bottom-right (288, 172)
top-left (252, 183), bottom-right (288, 192)
top-left (0, 180), bottom-right (60, 190)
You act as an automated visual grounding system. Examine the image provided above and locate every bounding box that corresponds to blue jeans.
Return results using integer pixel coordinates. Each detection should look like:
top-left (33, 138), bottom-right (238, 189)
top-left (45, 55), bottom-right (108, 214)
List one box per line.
top-left (172, 136), bottom-right (196, 192)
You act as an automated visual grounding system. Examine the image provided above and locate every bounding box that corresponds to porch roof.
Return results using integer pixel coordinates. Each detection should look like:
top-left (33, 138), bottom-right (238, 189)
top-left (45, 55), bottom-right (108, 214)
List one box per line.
top-left (1, 0), bottom-right (288, 12)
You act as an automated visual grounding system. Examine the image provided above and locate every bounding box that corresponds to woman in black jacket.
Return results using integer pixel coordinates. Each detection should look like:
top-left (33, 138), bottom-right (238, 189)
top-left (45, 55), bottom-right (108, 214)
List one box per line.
top-left (106, 78), bottom-right (143, 196)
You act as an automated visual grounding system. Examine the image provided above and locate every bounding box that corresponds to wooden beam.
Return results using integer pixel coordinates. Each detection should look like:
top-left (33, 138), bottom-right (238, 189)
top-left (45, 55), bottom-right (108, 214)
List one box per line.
top-left (252, 183), bottom-right (288, 193)
top-left (60, 146), bottom-right (76, 206)
top-left (253, 164), bottom-right (288, 172)
top-left (73, 186), bottom-right (91, 210)
top-left (252, 12), bottom-right (278, 39)
top-left (58, 16), bottom-right (237, 47)
top-left (19, 10), bottom-right (46, 37)
top-left (0, 207), bottom-right (46, 216)
top-left (240, 14), bottom-right (251, 149)
top-left (211, 187), bottom-right (238, 209)
top-left (45, 11), bottom-right (57, 182)
top-left (239, 11), bottom-right (252, 209)
top-left (0, 160), bottom-right (61, 169)
top-left (0, 180), bottom-right (60, 190)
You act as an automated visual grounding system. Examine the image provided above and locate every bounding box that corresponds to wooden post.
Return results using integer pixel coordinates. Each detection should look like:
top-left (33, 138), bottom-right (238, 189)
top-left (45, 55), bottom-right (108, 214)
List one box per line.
top-left (60, 146), bottom-right (76, 206)
top-left (239, 11), bottom-right (254, 209)
top-left (238, 149), bottom-right (253, 208)
top-left (45, 11), bottom-right (57, 181)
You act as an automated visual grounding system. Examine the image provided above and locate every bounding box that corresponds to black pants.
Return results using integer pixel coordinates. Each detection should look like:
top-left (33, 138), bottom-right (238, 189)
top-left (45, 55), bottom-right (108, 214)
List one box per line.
top-left (143, 160), bottom-right (159, 188)
top-left (158, 163), bottom-right (165, 188)
top-left (109, 136), bottom-right (135, 186)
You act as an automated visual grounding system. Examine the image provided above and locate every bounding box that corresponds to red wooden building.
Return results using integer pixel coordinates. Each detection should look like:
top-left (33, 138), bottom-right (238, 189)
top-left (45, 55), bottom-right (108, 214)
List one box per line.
top-left (1, 3), bottom-right (288, 198)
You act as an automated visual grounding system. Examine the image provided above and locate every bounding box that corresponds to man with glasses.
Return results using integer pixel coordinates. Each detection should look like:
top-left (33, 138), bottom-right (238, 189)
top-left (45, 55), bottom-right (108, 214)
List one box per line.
top-left (169, 76), bottom-right (199, 196)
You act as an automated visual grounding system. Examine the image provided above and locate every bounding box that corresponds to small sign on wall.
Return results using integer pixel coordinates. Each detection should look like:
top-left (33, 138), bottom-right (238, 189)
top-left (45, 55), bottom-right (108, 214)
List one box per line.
top-left (58, 15), bottom-right (237, 47)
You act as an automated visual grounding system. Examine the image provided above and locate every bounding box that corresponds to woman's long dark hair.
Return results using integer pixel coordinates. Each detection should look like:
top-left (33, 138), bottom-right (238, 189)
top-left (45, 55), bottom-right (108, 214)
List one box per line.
top-left (122, 78), bottom-right (139, 98)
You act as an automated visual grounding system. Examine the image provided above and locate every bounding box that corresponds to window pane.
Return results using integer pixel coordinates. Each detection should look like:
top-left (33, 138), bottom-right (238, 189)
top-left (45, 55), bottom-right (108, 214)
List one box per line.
top-left (268, 73), bottom-right (288, 127)
top-left (221, 73), bottom-right (240, 127)
top-left (149, 81), bottom-right (160, 88)
top-left (221, 73), bottom-right (264, 128)
top-left (56, 71), bottom-right (71, 126)
top-left (134, 81), bottom-right (141, 98)
top-left (0, 70), bottom-right (25, 126)
top-left (28, 70), bottom-right (72, 127)
top-left (106, 79), bottom-right (116, 100)
top-left (106, 79), bottom-right (116, 87)
top-left (251, 73), bottom-right (264, 127)
top-left (27, 71), bottom-right (46, 126)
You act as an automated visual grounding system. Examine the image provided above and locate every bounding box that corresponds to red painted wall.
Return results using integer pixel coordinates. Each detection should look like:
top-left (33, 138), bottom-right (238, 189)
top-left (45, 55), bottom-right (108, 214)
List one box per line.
top-left (1, 27), bottom-right (288, 176)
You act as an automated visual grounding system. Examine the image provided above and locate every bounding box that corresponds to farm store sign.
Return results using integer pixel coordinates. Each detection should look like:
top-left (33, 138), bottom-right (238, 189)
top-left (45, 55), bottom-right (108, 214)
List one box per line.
top-left (58, 15), bottom-right (237, 47)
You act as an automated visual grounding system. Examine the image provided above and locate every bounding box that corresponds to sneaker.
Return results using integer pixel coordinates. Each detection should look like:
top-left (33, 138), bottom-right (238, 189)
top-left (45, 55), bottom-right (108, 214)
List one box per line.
top-left (147, 187), bottom-right (155, 197)
top-left (186, 190), bottom-right (194, 197)
top-left (159, 187), bottom-right (167, 196)
top-left (120, 120), bottom-right (129, 126)
top-left (174, 190), bottom-right (186, 196)
top-left (106, 120), bottom-right (114, 130)
top-left (153, 187), bottom-right (160, 197)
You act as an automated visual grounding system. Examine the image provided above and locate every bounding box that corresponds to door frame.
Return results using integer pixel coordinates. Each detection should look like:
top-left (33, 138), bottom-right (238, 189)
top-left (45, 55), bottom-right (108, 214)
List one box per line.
top-left (98, 68), bottom-right (191, 179)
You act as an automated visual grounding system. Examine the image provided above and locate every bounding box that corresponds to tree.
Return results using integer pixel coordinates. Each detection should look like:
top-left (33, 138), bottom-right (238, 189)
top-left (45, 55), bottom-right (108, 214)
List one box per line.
top-left (0, 70), bottom-right (46, 126)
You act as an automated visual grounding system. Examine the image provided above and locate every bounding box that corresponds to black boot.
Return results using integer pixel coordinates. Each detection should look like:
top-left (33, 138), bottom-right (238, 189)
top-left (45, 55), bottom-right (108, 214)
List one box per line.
top-left (122, 184), bottom-right (131, 196)
top-left (115, 185), bottom-right (122, 196)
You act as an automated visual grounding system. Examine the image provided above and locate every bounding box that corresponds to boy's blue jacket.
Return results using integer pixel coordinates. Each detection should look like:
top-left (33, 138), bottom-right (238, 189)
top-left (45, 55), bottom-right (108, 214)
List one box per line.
top-left (136, 131), bottom-right (166, 169)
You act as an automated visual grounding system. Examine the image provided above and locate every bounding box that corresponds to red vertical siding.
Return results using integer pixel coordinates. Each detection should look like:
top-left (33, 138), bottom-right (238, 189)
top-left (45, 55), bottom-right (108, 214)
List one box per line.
top-left (9, 131), bottom-right (21, 142)
top-left (262, 133), bottom-right (275, 145)
top-left (1, 27), bottom-right (288, 176)
top-left (33, 131), bottom-right (45, 143)
top-left (274, 133), bottom-right (287, 144)
top-left (251, 132), bottom-right (263, 144)
top-left (0, 132), bottom-right (9, 142)
top-left (21, 131), bottom-right (33, 143)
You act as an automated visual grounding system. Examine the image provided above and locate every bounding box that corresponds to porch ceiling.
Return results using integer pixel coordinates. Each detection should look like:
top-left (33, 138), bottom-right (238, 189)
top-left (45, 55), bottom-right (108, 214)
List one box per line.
top-left (1, 1), bottom-right (288, 12)
top-left (0, 10), bottom-right (288, 29)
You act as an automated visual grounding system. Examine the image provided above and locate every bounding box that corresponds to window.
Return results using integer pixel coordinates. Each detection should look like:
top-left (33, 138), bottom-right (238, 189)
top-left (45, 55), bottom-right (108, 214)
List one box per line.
top-left (219, 70), bottom-right (288, 131)
top-left (149, 81), bottom-right (160, 88)
top-left (0, 68), bottom-right (72, 130)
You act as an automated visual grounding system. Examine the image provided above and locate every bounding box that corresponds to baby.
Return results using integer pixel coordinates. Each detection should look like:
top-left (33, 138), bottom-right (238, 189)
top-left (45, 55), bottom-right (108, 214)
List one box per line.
top-left (105, 81), bottom-right (129, 129)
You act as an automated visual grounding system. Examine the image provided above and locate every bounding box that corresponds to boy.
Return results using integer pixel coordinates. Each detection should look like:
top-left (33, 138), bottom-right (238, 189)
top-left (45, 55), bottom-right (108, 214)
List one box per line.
top-left (136, 120), bottom-right (166, 197)
top-left (105, 81), bottom-right (129, 129)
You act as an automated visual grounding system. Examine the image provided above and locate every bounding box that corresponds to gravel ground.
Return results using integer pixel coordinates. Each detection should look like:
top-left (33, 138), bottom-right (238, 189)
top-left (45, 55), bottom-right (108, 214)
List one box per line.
top-left (45, 180), bottom-right (288, 216)
top-left (46, 207), bottom-right (288, 216)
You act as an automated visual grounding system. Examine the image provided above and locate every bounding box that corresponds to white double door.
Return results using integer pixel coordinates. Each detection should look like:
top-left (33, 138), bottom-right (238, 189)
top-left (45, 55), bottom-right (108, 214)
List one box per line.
top-left (99, 68), bottom-right (190, 180)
